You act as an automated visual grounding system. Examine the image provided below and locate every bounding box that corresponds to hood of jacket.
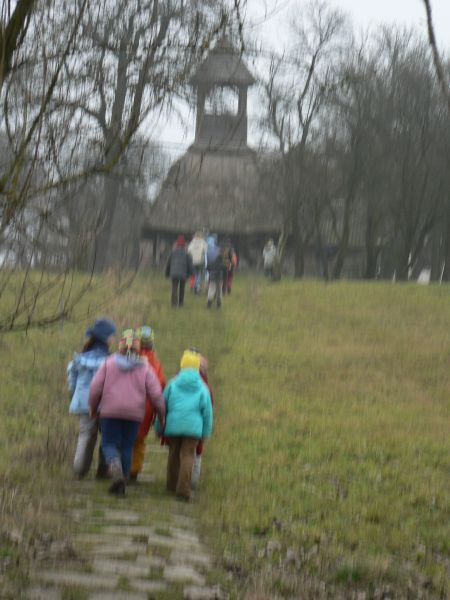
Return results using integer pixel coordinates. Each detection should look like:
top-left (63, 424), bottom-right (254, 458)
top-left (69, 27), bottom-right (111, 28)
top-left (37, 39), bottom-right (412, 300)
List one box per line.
top-left (114, 353), bottom-right (146, 371)
top-left (174, 368), bottom-right (205, 393)
top-left (72, 348), bottom-right (109, 371)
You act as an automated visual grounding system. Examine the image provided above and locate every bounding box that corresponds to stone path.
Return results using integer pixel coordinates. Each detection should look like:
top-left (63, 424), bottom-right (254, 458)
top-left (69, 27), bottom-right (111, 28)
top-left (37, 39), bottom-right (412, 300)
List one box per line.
top-left (26, 443), bottom-right (224, 600)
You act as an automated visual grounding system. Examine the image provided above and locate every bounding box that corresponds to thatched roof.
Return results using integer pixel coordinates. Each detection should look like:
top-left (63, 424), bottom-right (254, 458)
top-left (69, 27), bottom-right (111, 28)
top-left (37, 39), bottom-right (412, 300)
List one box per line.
top-left (144, 149), bottom-right (282, 236)
top-left (190, 38), bottom-right (255, 87)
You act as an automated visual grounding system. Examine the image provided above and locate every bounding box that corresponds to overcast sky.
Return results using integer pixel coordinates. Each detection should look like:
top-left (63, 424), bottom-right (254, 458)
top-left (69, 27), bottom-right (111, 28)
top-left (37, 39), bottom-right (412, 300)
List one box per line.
top-left (154, 0), bottom-right (450, 151)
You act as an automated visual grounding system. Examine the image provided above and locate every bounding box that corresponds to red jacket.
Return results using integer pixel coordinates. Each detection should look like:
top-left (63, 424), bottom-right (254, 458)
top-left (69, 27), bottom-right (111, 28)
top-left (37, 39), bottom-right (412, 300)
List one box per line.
top-left (138, 349), bottom-right (166, 440)
top-left (196, 371), bottom-right (214, 455)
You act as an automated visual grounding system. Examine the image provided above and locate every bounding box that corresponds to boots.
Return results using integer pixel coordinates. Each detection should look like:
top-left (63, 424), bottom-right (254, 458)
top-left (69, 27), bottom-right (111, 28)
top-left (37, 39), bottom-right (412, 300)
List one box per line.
top-left (108, 458), bottom-right (126, 496)
top-left (191, 455), bottom-right (202, 490)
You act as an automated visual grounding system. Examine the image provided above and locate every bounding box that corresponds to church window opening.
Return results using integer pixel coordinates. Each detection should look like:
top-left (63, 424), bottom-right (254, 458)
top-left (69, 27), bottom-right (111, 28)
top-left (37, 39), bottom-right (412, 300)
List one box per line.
top-left (204, 86), bottom-right (239, 116)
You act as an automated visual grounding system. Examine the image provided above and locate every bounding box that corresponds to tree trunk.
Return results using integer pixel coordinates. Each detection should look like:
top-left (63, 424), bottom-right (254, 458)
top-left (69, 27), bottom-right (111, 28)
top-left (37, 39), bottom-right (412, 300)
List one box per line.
top-left (293, 238), bottom-right (305, 278)
top-left (95, 173), bottom-right (120, 272)
top-left (332, 216), bottom-right (349, 279)
top-left (272, 229), bottom-right (288, 282)
top-left (364, 208), bottom-right (380, 279)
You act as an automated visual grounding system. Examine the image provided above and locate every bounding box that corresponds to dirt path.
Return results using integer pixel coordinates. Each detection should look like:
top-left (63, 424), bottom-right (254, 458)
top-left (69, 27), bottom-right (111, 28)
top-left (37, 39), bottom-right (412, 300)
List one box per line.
top-left (26, 442), bottom-right (224, 600)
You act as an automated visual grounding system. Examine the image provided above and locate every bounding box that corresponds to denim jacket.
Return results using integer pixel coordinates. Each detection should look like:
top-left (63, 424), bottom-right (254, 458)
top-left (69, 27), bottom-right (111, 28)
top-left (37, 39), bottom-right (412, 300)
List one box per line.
top-left (67, 348), bottom-right (108, 414)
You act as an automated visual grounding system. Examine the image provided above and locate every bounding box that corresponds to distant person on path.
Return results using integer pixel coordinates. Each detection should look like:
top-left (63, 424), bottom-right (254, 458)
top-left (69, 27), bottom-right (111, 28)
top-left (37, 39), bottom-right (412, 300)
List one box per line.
top-left (89, 329), bottom-right (165, 496)
top-left (262, 238), bottom-right (277, 278)
top-left (67, 317), bottom-right (116, 479)
top-left (129, 326), bottom-right (167, 482)
top-left (165, 234), bottom-right (192, 307)
top-left (156, 350), bottom-right (212, 502)
top-left (222, 239), bottom-right (237, 295)
top-left (188, 231), bottom-right (208, 294)
top-left (192, 354), bottom-right (214, 490)
top-left (206, 234), bottom-right (223, 309)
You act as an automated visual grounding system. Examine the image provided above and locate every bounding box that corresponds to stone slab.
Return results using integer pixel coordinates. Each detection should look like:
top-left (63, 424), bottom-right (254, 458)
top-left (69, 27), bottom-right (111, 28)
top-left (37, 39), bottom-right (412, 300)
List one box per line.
top-left (135, 554), bottom-right (167, 569)
top-left (169, 526), bottom-right (201, 544)
top-left (37, 570), bottom-right (118, 590)
top-left (103, 509), bottom-right (140, 523)
top-left (130, 579), bottom-right (168, 593)
top-left (172, 514), bottom-right (197, 529)
top-left (92, 544), bottom-right (147, 558)
top-left (164, 564), bottom-right (206, 585)
top-left (89, 593), bottom-right (147, 600)
top-left (183, 585), bottom-right (223, 600)
top-left (147, 532), bottom-right (201, 551)
top-left (26, 586), bottom-right (62, 599)
top-left (103, 525), bottom-right (155, 537)
top-left (170, 550), bottom-right (212, 568)
top-left (93, 558), bottom-right (150, 578)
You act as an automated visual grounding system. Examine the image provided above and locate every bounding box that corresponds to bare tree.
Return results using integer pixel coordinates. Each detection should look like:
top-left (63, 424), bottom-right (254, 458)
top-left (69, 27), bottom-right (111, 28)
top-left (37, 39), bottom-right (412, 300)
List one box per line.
top-left (261, 0), bottom-right (349, 277)
top-left (0, 0), bottom-right (244, 332)
top-left (422, 0), bottom-right (450, 114)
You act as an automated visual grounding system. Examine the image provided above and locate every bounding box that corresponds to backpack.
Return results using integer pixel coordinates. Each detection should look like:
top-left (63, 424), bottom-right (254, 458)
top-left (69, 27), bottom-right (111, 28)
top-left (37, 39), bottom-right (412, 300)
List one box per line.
top-left (222, 247), bottom-right (232, 270)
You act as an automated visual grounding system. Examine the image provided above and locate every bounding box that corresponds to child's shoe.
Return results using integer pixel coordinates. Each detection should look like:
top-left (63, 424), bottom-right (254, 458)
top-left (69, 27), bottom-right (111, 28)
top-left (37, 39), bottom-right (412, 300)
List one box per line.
top-left (108, 458), bottom-right (126, 496)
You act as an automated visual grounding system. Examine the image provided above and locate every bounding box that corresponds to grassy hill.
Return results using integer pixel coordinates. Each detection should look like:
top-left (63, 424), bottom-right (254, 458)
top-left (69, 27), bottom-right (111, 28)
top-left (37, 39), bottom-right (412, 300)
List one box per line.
top-left (1, 273), bottom-right (449, 598)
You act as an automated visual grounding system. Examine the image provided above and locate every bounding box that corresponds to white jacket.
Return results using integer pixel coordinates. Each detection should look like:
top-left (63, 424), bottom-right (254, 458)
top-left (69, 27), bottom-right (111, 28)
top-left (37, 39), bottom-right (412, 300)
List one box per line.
top-left (188, 238), bottom-right (207, 266)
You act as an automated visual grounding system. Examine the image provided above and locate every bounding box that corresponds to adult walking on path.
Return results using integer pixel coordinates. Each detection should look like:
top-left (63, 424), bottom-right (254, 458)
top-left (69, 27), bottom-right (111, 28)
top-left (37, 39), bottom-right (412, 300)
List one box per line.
top-left (206, 234), bottom-right (224, 309)
top-left (157, 350), bottom-right (212, 502)
top-left (165, 234), bottom-right (192, 307)
top-left (67, 317), bottom-right (116, 479)
top-left (89, 329), bottom-right (165, 496)
top-left (188, 231), bottom-right (208, 294)
top-left (262, 238), bottom-right (277, 278)
top-left (222, 238), bottom-right (237, 295)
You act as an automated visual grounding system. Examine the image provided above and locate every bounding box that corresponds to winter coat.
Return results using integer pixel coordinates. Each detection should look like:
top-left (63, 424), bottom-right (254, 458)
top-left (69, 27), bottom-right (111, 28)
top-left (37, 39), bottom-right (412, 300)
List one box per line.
top-left (159, 369), bottom-right (212, 439)
top-left (137, 349), bottom-right (167, 440)
top-left (188, 238), bottom-right (207, 267)
top-left (263, 243), bottom-right (277, 268)
top-left (206, 244), bottom-right (223, 282)
top-left (165, 247), bottom-right (192, 280)
top-left (89, 354), bottom-right (165, 424)
top-left (67, 347), bottom-right (109, 415)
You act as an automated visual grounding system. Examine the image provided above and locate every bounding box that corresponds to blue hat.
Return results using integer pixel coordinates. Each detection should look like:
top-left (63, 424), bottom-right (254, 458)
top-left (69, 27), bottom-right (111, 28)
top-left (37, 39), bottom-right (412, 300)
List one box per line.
top-left (85, 318), bottom-right (116, 343)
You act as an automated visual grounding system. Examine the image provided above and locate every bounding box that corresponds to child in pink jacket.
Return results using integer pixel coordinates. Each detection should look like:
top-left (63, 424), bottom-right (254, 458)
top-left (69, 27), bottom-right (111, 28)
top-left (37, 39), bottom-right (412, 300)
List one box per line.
top-left (89, 329), bottom-right (165, 496)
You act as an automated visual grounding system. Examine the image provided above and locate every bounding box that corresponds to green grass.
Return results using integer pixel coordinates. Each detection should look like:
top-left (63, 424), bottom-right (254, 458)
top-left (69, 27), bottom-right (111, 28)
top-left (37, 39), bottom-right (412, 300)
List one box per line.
top-left (0, 272), bottom-right (449, 598)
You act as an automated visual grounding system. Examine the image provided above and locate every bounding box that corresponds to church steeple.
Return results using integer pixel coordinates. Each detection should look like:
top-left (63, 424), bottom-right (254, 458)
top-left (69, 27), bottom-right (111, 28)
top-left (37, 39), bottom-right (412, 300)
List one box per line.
top-left (190, 37), bottom-right (255, 152)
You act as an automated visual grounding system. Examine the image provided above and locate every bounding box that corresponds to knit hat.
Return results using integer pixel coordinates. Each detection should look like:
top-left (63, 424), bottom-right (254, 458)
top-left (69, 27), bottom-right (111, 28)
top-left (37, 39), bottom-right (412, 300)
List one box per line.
top-left (138, 325), bottom-right (155, 347)
top-left (176, 234), bottom-right (186, 247)
top-left (180, 350), bottom-right (201, 371)
top-left (85, 318), bottom-right (116, 344)
top-left (118, 328), bottom-right (140, 355)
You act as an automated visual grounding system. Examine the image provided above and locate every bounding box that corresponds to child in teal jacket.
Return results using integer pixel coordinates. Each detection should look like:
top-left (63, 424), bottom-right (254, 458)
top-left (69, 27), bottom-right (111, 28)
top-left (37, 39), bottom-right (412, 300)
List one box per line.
top-left (160, 350), bottom-right (212, 501)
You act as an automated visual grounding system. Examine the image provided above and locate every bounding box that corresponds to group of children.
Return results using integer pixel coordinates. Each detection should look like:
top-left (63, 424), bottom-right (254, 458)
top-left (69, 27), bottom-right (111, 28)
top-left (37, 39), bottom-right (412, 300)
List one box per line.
top-left (67, 318), bottom-right (213, 499)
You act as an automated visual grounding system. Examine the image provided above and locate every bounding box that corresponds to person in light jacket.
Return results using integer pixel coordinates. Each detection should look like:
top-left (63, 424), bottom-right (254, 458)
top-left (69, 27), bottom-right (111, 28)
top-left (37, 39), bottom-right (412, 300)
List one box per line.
top-left (262, 238), bottom-right (277, 278)
top-left (67, 317), bottom-right (116, 478)
top-left (89, 329), bottom-right (165, 496)
top-left (156, 350), bottom-right (212, 501)
top-left (188, 231), bottom-right (208, 294)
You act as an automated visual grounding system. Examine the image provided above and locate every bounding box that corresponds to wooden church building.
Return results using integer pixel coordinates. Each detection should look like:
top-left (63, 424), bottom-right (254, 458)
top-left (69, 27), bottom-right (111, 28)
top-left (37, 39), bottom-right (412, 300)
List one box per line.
top-left (141, 38), bottom-right (281, 267)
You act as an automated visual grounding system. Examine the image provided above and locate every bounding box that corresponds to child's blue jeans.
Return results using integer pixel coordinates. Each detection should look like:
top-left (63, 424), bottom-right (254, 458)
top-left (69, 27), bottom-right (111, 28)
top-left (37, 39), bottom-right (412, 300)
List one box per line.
top-left (100, 418), bottom-right (140, 477)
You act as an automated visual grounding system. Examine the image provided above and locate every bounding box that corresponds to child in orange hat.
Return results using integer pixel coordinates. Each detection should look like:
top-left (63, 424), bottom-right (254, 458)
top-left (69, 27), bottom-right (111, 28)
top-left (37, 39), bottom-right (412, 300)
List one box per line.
top-left (129, 326), bottom-right (167, 482)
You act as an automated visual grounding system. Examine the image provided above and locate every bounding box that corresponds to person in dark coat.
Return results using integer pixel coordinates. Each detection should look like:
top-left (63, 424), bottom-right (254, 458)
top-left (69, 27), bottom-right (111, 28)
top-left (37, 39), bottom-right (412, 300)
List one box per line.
top-left (165, 234), bottom-right (192, 307)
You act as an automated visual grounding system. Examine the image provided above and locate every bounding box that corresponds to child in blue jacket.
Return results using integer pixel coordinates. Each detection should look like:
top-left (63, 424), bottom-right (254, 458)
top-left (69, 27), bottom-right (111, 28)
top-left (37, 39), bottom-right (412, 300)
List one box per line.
top-left (159, 350), bottom-right (212, 501)
top-left (67, 317), bottom-right (116, 478)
